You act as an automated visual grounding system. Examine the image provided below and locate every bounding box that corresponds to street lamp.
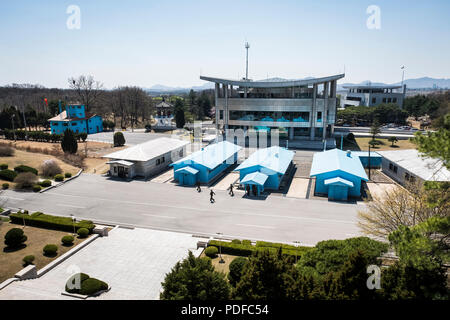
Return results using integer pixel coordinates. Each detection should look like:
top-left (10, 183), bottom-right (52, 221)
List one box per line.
top-left (19, 208), bottom-right (25, 228)
top-left (368, 144), bottom-right (371, 180)
top-left (216, 232), bottom-right (225, 264)
top-left (293, 241), bottom-right (301, 264)
top-left (70, 214), bottom-right (76, 236)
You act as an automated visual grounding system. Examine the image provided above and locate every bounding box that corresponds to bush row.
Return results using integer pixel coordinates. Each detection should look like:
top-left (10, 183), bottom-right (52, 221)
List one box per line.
top-left (207, 240), bottom-right (312, 258)
top-left (14, 165), bottom-right (38, 175)
top-left (0, 169), bottom-right (17, 181)
top-left (9, 211), bottom-right (95, 233)
top-left (2, 130), bottom-right (88, 143)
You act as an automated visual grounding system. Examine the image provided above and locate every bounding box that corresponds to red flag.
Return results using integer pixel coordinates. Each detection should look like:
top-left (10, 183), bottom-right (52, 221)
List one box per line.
top-left (44, 98), bottom-right (48, 105)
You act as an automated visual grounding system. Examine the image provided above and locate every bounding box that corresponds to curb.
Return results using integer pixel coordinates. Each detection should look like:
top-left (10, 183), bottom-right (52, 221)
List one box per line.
top-left (0, 278), bottom-right (18, 291)
top-left (39, 169), bottom-right (83, 193)
top-left (37, 233), bottom-right (99, 277)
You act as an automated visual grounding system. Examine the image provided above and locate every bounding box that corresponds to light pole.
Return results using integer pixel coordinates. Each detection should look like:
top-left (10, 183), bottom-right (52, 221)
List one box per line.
top-left (19, 208), bottom-right (25, 228)
top-left (293, 241), bottom-right (301, 264)
top-left (70, 214), bottom-right (76, 236)
top-left (368, 144), bottom-right (371, 180)
top-left (216, 232), bottom-right (225, 264)
top-left (401, 66), bottom-right (405, 89)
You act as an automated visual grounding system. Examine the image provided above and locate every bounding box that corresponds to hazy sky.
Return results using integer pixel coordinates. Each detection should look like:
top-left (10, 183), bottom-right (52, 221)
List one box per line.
top-left (0, 0), bottom-right (449, 89)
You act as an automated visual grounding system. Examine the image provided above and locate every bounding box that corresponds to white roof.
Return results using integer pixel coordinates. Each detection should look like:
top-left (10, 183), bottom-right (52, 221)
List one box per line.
top-left (103, 138), bottom-right (189, 162)
top-left (377, 149), bottom-right (450, 182)
top-left (106, 160), bottom-right (135, 167)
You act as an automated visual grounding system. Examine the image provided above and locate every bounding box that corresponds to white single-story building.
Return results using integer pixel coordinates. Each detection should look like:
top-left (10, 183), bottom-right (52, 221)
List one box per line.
top-left (377, 149), bottom-right (450, 185)
top-left (103, 137), bottom-right (190, 179)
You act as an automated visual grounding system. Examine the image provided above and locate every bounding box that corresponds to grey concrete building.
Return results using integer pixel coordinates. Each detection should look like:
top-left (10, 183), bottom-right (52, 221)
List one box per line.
top-left (377, 149), bottom-right (450, 186)
top-left (103, 137), bottom-right (189, 179)
top-left (340, 84), bottom-right (406, 108)
top-left (200, 74), bottom-right (344, 144)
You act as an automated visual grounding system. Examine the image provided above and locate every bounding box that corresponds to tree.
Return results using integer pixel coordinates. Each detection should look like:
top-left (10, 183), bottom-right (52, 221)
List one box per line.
top-left (234, 250), bottom-right (294, 300)
top-left (113, 132), bottom-right (125, 147)
top-left (14, 172), bottom-right (38, 189)
top-left (160, 251), bottom-right (230, 300)
top-left (4, 228), bottom-right (27, 248)
top-left (358, 183), bottom-right (449, 238)
top-left (174, 98), bottom-right (185, 128)
top-left (61, 129), bottom-right (78, 154)
top-left (370, 121), bottom-right (381, 141)
top-left (228, 257), bottom-right (248, 287)
top-left (388, 136), bottom-right (398, 147)
top-left (412, 113), bottom-right (450, 169)
top-left (68, 75), bottom-right (103, 112)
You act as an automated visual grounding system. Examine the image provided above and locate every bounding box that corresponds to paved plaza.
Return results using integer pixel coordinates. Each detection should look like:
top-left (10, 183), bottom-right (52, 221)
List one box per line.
top-left (0, 228), bottom-right (203, 300)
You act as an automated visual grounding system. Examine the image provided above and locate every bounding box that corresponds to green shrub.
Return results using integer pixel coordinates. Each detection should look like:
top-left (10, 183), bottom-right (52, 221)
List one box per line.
top-left (14, 165), bottom-right (38, 175)
top-left (4, 228), bottom-right (27, 248)
top-left (205, 246), bottom-right (219, 258)
top-left (65, 273), bottom-right (90, 293)
top-left (228, 257), bottom-right (248, 286)
top-left (77, 228), bottom-right (89, 238)
top-left (61, 235), bottom-right (74, 246)
top-left (54, 174), bottom-right (64, 182)
top-left (9, 212), bottom-right (94, 233)
top-left (43, 244), bottom-right (58, 256)
top-left (242, 240), bottom-right (252, 246)
top-left (0, 163), bottom-right (8, 170)
top-left (23, 255), bottom-right (35, 266)
top-left (14, 172), bottom-right (38, 189)
top-left (2, 183), bottom-right (9, 190)
top-left (113, 132), bottom-right (125, 147)
top-left (64, 172), bottom-right (72, 178)
top-left (80, 278), bottom-right (108, 296)
top-left (32, 184), bottom-right (41, 192)
top-left (61, 129), bottom-right (78, 154)
top-left (231, 239), bottom-right (242, 244)
top-left (0, 169), bottom-right (17, 182)
top-left (39, 180), bottom-right (52, 188)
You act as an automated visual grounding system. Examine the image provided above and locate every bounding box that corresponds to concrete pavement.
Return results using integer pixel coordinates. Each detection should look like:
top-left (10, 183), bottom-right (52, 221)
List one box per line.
top-left (2, 174), bottom-right (365, 246)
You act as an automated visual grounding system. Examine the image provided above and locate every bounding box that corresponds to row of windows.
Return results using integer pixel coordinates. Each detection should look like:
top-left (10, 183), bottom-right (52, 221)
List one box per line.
top-left (156, 156), bottom-right (165, 165)
top-left (378, 97), bottom-right (398, 104)
top-left (221, 111), bottom-right (324, 122)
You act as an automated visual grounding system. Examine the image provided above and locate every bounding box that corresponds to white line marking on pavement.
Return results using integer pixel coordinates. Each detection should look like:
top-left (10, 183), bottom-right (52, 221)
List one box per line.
top-left (5, 196), bottom-right (25, 201)
top-left (56, 204), bottom-right (86, 209)
top-left (140, 213), bottom-right (176, 219)
top-left (236, 224), bottom-right (276, 229)
top-left (48, 192), bottom-right (355, 225)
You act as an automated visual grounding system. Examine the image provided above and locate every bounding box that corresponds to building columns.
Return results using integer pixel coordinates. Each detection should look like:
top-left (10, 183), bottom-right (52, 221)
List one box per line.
top-left (289, 127), bottom-right (294, 140)
top-left (310, 84), bottom-right (317, 141)
top-left (322, 81), bottom-right (329, 141)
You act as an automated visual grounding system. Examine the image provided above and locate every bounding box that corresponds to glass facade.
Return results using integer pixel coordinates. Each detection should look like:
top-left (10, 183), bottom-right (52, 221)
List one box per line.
top-left (229, 111), bottom-right (310, 122)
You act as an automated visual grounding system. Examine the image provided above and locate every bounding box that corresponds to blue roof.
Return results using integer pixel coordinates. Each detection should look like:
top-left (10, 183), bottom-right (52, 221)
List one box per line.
top-left (324, 177), bottom-right (354, 187)
top-left (241, 172), bottom-right (269, 186)
top-left (310, 149), bottom-right (368, 180)
top-left (175, 166), bottom-right (199, 175)
top-left (235, 146), bottom-right (294, 175)
top-left (172, 141), bottom-right (241, 169)
top-left (350, 151), bottom-right (382, 158)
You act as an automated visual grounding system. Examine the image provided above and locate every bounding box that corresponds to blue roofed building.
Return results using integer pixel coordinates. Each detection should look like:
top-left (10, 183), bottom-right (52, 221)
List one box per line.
top-left (171, 141), bottom-right (242, 186)
top-left (235, 146), bottom-right (294, 196)
top-left (310, 149), bottom-right (368, 201)
top-left (49, 102), bottom-right (103, 135)
top-left (350, 151), bottom-right (382, 168)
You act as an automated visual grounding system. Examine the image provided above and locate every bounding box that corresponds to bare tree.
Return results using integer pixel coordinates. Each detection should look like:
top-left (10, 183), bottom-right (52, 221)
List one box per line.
top-left (68, 75), bottom-right (104, 112)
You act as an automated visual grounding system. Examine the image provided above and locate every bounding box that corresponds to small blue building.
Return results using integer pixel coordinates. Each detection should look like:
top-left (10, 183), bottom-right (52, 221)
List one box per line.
top-left (235, 146), bottom-right (294, 196)
top-left (310, 149), bottom-right (368, 201)
top-left (171, 141), bottom-right (242, 186)
top-left (350, 151), bottom-right (382, 168)
top-left (48, 103), bottom-right (103, 135)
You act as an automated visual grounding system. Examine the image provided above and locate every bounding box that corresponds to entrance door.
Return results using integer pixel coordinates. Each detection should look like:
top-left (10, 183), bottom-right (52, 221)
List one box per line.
top-left (118, 166), bottom-right (126, 178)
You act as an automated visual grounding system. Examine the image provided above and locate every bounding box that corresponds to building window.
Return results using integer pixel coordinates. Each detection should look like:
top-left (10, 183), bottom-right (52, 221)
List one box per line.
top-left (219, 110), bottom-right (224, 120)
top-left (161, 157), bottom-right (165, 163)
top-left (317, 112), bottom-right (322, 122)
top-left (405, 172), bottom-right (410, 181)
top-left (156, 159), bottom-right (160, 165)
top-left (388, 98), bottom-right (392, 103)
top-left (179, 150), bottom-right (183, 157)
top-left (52, 123), bottom-right (58, 126)
top-left (393, 98), bottom-right (397, 103)
top-left (124, 168), bottom-right (128, 174)
top-left (389, 163), bottom-right (393, 171)
top-left (63, 123), bottom-right (68, 127)
top-left (410, 175), bottom-right (416, 183)
top-left (383, 98), bottom-right (387, 103)
top-left (72, 122), bottom-right (77, 126)
top-left (372, 97), bottom-right (376, 104)
top-left (114, 167), bottom-right (117, 173)
top-left (393, 165), bottom-right (398, 174)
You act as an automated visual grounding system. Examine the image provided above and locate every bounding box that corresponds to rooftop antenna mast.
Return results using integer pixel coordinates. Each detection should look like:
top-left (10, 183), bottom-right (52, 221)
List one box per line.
top-left (245, 42), bottom-right (250, 80)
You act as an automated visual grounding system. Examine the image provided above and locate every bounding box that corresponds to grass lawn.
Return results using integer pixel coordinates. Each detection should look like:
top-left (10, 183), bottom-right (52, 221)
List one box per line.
top-left (337, 137), bottom-right (417, 151)
top-left (200, 252), bottom-right (241, 276)
top-left (0, 222), bottom-right (90, 283)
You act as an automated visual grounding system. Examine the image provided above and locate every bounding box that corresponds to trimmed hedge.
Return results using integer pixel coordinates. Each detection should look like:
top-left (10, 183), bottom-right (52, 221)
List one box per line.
top-left (207, 240), bottom-right (312, 258)
top-left (3, 129), bottom-right (62, 143)
top-left (23, 255), bottom-right (35, 266)
top-left (0, 164), bottom-right (8, 170)
top-left (2, 183), bottom-right (9, 190)
top-left (32, 184), bottom-right (41, 192)
top-left (39, 180), bottom-right (52, 188)
top-left (54, 174), bottom-right (64, 182)
top-left (4, 228), bottom-right (27, 248)
top-left (205, 246), bottom-right (218, 258)
top-left (65, 273), bottom-right (108, 296)
top-left (64, 172), bottom-right (72, 178)
top-left (77, 228), bottom-right (89, 238)
top-left (14, 165), bottom-right (38, 175)
top-left (43, 244), bottom-right (58, 256)
top-left (0, 169), bottom-right (17, 182)
top-left (9, 212), bottom-right (95, 233)
top-left (62, 235), bottom-right (74, 245)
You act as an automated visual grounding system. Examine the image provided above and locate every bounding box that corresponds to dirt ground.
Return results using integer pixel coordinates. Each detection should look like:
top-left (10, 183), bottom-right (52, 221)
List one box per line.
top-left (355, 137), bottom-right (417, 151)
top-left (0, 223), bottom-right (90, 283)
top-left (1, 139), bottom-right (127, 175)
top-left (200, 252), bottom-right (241, 276)
top-left (0, 149), bottom-right (79, 188)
